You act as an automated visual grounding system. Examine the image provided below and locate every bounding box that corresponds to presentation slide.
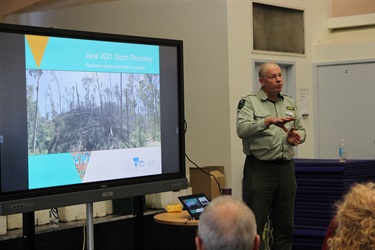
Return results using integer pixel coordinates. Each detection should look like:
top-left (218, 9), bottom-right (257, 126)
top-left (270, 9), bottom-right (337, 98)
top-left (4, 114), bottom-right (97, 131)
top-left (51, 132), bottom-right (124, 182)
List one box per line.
top-left (25, 35), bottom-right (162, 189)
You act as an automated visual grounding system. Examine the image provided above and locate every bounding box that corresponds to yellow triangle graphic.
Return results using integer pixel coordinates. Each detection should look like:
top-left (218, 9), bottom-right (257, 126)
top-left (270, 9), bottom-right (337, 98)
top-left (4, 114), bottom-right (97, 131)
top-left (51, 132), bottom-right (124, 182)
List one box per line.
top-left (26, 35), bottom-right (49, 68)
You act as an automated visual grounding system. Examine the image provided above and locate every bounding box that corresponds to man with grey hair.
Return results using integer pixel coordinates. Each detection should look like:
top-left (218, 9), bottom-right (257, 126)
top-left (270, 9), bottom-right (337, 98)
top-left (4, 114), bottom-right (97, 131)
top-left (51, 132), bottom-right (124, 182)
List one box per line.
top-left (195, 195), bottom-right (260, 250)
top-left (236, 62), bottom-right (306, 249)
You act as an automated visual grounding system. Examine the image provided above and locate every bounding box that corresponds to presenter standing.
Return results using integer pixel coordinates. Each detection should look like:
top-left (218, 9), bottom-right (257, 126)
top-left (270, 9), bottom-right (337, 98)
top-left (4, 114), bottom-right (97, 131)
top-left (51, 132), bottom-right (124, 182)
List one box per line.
top-left (236, 62), bottom-right (306, 249)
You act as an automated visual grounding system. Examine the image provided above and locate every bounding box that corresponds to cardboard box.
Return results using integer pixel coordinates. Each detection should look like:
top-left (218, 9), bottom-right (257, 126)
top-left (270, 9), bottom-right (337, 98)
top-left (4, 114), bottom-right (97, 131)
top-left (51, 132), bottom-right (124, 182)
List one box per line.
top-left (145, 187), bottom-right (192, 209)
top-left (190, 166), bottom-right (225, 201)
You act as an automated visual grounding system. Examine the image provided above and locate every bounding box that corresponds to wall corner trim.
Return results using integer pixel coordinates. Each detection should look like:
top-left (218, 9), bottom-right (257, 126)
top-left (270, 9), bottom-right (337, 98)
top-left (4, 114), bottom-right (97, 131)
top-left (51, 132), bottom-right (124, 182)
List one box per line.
top-left (327, 13), bottom-right (375, 30)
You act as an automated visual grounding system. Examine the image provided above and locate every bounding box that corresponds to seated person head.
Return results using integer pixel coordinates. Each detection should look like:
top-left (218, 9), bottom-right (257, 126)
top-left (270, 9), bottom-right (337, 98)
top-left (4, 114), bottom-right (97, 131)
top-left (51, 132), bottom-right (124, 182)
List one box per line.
top-left (327, 182), bottom-right (375, 250)
top-left (195, 195), bottom-right (260, 250)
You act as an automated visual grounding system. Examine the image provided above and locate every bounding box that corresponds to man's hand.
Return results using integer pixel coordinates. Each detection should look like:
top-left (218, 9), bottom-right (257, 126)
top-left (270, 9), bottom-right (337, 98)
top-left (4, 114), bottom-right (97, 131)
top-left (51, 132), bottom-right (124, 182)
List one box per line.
top-left (265, 116), bottom-right (296, 132)
top-left (287, 128), bottom-right (301, 146)
top-left (264, 116), bottom-right (301, 146)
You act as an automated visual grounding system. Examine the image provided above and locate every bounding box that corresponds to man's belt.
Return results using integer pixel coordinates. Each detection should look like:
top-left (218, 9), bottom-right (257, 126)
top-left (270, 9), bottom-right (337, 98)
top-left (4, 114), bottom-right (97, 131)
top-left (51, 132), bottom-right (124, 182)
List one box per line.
top-left (248, 155), bottom-right (291, 165)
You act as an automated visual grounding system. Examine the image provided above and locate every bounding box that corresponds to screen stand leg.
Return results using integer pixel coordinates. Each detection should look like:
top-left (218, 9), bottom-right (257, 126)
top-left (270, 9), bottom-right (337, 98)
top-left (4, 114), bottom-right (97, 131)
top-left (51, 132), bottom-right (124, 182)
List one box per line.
top-left (133, 196), bottom-right (145, 250)
top-left (86, 202), bottom-right (94, 250)
top-left (22, 211), bottom-right (35, 250)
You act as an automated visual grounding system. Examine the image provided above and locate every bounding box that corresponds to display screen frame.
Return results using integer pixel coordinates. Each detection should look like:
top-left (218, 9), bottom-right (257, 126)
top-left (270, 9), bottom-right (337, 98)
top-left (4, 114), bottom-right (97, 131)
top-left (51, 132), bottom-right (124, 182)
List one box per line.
top-left (0, 23), bottom-right (187, 215)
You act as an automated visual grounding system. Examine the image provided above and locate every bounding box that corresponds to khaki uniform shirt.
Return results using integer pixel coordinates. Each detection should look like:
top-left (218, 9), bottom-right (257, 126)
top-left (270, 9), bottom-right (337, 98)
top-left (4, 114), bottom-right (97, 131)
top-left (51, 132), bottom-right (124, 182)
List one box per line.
top-left (236, 88), bottom-right (306, 161)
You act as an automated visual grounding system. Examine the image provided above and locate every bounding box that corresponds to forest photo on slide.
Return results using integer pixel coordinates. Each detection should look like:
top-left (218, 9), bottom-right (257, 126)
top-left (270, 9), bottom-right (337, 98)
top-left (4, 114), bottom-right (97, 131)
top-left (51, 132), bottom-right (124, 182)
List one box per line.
top-left (26, 70), bottom-right (160, 156)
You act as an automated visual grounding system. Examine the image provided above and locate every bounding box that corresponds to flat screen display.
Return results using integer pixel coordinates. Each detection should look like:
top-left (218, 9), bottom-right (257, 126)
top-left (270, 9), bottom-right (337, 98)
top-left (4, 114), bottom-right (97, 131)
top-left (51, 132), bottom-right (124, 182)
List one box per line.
top-left (0, 23), bottom-right (187, 215)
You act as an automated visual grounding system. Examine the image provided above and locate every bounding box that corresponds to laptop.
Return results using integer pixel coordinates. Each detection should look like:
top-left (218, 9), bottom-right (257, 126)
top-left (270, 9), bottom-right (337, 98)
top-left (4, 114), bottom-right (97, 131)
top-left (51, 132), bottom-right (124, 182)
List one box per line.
top-left (178, 193), bottom-right (210, 219)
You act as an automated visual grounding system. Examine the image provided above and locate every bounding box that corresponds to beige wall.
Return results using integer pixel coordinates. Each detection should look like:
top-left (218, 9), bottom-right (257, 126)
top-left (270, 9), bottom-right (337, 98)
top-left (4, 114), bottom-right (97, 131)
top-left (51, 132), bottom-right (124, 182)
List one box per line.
top-left (3, 0), bottom-right (375, 199)
top-left (332, 0), bottom-right (375, 17)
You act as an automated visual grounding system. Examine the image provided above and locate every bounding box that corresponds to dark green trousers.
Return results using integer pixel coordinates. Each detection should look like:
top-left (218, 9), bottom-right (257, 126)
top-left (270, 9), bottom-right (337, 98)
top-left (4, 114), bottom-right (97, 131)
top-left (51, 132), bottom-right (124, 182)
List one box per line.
top-left (243, 156), bottom-right (296, 250)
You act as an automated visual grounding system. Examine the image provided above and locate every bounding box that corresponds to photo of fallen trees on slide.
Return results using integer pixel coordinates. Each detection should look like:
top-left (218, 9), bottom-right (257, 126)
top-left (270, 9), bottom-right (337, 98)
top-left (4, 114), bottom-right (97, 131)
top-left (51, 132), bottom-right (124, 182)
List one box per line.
top-left (27, 70), bottom-right (160, 156)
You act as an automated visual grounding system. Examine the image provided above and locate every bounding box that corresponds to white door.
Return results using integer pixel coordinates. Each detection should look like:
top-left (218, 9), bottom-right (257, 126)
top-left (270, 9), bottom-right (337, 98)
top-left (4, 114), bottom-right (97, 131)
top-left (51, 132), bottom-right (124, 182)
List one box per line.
top-left (315, 61), bottom-right (375, 159)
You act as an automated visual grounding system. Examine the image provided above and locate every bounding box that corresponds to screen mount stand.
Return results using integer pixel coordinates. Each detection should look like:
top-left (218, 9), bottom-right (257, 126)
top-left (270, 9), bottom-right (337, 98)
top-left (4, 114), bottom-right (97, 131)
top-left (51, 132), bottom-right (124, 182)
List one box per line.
top-left (22, 211), bottom-right (35, 250)
top-left (133, 196), bottom-right (145, 250)
top-left (21, 199), bottom-right (143, 250)
top-left (86, 202), bottom-right (94, 250)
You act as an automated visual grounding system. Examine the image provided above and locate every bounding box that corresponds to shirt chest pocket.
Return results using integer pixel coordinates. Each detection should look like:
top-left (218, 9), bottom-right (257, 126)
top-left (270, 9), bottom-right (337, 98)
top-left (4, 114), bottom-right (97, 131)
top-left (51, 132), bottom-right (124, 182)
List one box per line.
top-left (253, 110), bottom-right (270, 121)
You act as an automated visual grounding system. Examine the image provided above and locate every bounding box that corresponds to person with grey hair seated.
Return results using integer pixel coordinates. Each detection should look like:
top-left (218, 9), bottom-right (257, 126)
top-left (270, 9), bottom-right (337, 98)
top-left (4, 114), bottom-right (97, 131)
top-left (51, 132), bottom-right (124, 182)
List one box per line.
top-left (195, 195), bottom-right (260, 250)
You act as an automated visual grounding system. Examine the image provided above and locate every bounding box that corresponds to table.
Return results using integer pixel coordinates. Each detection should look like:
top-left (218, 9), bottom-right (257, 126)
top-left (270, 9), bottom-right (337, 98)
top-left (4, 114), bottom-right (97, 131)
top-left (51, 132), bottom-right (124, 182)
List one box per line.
top-left (153, 210), bottom-right (198, 249)
top-left (154, 210), bottom-right (199, 226)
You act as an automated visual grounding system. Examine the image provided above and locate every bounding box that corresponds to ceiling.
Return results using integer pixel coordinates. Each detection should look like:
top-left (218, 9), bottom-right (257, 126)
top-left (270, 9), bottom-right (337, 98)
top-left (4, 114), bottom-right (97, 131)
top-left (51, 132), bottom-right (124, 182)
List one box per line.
top-left (0, 0), bottom-right (115, 22)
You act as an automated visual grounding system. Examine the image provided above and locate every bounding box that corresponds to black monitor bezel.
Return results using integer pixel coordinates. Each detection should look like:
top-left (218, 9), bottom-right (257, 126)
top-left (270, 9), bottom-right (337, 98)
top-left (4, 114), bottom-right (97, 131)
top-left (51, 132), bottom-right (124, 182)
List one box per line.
top-left (0, 23), bottom-right (187, 215)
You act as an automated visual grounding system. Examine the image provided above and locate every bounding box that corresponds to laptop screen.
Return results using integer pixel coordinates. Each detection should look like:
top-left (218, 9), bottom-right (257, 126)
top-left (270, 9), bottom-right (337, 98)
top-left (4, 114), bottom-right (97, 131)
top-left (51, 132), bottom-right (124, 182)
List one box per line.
top-left (178, 193), bottom-right (210, 219)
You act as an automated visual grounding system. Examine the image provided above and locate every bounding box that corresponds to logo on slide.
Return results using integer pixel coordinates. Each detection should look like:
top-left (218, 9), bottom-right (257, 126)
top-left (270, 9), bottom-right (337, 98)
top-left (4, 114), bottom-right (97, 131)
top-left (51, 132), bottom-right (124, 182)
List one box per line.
top-left (72, 151), bottom-right (91, 180)
top-left (25, 35), bottom-right (49, 68)
top-left (133, 157), bottom-right (145, 168)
